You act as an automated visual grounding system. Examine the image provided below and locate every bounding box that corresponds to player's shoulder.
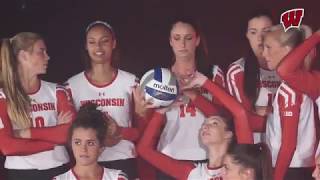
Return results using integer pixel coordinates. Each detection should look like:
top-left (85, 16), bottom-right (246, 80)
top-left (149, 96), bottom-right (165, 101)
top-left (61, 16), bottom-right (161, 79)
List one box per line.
top-left (212, 65), bottom-right (224, 75)
top-left (117, 69), bottom-right (137, 81)
top-left (67, 71), bottom-right (85, 84)
top-left (277, 82), bottom-right (306, 106)
top-left (116, 69), bottom-right (138, 87)
top-left (52, 169), bottom-right (73, 180)
top-left (41, 80), bottom-right (58, 92)
top-left (0, 89), bottom-right (6, 99)
top-left (102, 167), bottom-right (128, 179)
top-left (278, 82), bottom-right (298, 96)
top-left (227, 57), bottom-right (245, 75)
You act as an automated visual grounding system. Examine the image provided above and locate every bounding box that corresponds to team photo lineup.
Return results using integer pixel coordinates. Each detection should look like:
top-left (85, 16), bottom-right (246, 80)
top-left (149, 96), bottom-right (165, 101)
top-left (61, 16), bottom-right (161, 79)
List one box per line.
top-left (0, 1), bottom-right (320, 180)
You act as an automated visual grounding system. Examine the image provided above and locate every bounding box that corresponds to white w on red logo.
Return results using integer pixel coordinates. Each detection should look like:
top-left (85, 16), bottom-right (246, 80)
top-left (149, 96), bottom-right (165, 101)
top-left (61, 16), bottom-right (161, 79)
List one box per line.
top-left (280, 8), bottom-right (304, 32)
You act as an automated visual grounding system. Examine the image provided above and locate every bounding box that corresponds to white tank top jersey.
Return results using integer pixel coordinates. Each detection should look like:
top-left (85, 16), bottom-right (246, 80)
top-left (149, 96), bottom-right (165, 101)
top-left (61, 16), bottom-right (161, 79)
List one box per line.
top-left (5, 81), bottom-right (69, 170)
top-left (227, 58), bottom-right (281, 143)
top-left (227, 58), bottom-right (281, 107)
top-left (315, 96), bottom-right (320, 157)
top-left (65, 70), bottom-right (137, 161)
top-left (53, 168), bottom-right (128, 180)
top-left (266, 82), bottom-right (316, 167)
top-left (157, 65), bottom-right (224, 161)
top-left (187, 163), bottom-right (223, 180)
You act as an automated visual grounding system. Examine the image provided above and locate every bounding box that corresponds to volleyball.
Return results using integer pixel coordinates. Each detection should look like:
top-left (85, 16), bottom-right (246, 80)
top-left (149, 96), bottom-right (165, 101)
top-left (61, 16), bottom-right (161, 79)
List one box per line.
top-left (140, 68), bottom-right (179, 107)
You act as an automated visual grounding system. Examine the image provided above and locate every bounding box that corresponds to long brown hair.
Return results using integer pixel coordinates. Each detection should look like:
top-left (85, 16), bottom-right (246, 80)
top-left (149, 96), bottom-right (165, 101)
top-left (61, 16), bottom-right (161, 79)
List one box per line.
top-left (227, 143), bottom-right (273, 180)
top-left (0, 32), bottom-right (43, 128)
top-left (168, 16), bottom-right (212, 78)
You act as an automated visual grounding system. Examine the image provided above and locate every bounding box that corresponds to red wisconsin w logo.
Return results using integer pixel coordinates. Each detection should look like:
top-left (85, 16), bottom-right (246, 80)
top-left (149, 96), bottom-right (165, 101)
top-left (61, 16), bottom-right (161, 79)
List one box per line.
top-left (280, 8), bottom-right (304, 32)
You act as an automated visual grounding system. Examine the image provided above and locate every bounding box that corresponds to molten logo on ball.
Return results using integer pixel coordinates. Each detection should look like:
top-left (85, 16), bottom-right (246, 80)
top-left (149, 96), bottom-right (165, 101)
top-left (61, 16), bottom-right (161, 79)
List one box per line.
top-left (140, 67), bottom-right (178, 107)
top-left (153, 83), bottom-right (175, 93)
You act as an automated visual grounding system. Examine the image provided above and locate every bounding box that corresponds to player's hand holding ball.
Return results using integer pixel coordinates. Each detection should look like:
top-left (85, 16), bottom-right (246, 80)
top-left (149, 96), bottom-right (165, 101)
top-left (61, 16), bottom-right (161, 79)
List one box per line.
top-left (139, 68), bottom-right (179, 108)
top-left (133, 85), bottom-right (155, 118)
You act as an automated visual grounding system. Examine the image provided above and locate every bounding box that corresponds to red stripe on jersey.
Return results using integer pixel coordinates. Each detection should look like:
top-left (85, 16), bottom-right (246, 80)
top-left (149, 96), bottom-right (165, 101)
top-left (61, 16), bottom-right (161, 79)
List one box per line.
top-left (277, 33), bottom-right (320, 100)
top-left (227, 65), bottom-right (247, 108)
top-left (279, 84), bottom-right (296, 108)
top-left (274, 84), bottom-right (302, 180)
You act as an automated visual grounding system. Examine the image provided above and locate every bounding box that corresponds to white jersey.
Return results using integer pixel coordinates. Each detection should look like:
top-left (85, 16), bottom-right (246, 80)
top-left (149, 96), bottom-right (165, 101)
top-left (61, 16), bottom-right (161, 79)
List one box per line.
top-left (227, 58), bottom-right (281, 143)
top-left (227, 58), bottom-right (280, 107)
top-left (157, 65), bottom-right (224, 161)
top-left (66, 70), bottom-right (137, 161)
top-left (266, 82), bottom-right (316, 167)
top-left (255, 68), bottom-right (281, 107)
top-left (53, 167), bottom-right (128, 180)
top-left (187, 163), bottom-right (223, 180)
top-left (5, 81), bottom-right (69, 170)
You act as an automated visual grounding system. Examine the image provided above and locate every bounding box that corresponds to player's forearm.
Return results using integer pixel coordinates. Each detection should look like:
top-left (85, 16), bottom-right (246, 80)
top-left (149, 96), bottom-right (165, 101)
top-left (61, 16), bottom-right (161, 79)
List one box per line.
top-left (191, 94), bottom-right (220, 117)
top-left (274, 144), bottom-right (296, 180)
top-left (0, 132), bottom-right (55, 155)
top-left (278, 33), bottom-right (320, 77)
top-left (30, 123), bottom-right (71, 144)
top-left (120, 127), bottom-right (140, 142)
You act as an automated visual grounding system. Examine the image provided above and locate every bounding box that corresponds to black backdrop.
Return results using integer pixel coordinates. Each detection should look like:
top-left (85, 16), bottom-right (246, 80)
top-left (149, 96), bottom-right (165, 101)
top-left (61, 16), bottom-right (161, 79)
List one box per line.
top-left (1, 0), bottom-right (319, 83)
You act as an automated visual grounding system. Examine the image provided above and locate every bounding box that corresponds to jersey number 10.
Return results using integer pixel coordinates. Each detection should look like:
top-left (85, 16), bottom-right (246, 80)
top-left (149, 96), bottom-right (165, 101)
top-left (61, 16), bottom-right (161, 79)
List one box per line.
top-left (34, 116), bottom-right (45, 128)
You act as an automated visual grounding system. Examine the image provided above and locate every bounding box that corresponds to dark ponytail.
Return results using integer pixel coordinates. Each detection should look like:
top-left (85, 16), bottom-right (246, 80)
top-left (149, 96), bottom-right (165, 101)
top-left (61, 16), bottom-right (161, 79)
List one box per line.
top-left (243, 46), bottom-right (260, 102)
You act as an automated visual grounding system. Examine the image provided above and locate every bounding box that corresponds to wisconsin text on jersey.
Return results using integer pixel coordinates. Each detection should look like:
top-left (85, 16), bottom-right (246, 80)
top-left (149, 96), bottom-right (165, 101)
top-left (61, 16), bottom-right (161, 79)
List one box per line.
top-left (31, 102), bottom-right (55, 112)
top-left (80, 98), bottom-right (125, 106)
top-left (258, 80), bottom-right (281, 88)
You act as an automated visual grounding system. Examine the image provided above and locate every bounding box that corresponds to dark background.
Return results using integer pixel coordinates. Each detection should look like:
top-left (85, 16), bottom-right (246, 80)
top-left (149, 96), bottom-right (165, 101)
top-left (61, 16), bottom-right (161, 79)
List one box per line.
top-left (1, 0), bottom-right (319, 83)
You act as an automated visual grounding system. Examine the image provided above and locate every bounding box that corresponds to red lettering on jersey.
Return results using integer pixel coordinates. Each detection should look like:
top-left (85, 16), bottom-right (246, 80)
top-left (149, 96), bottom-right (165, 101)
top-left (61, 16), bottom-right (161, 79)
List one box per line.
top-left (179, 104), bottom-right (185, 117)
top-left (31, 103), bottom-right (55, 112)
top-left (80, 98), bottom-right (125, 107)
top-left (267, 93), bottom-right (274, 107)
top-left (258, 81), bottom-right (281, 88)
top-left (186, 103), bottom-right (196, 117)
top-left (179, 103), bottom-right (197, 118)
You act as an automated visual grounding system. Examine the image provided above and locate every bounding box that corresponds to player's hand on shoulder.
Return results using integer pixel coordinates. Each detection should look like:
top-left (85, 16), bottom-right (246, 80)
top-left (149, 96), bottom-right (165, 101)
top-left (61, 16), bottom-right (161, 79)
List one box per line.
top-left (57, 111), bottom-right (73, 125)
top-left (104, 113), bottom-right (122, 147)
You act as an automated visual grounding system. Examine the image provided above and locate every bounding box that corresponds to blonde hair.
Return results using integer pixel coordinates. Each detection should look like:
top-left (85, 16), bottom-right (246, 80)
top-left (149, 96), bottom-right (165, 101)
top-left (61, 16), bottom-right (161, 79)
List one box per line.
top-left (267, 24), bottom-right (305, 48)
top-left (0, 32), bottom-right (43, 128)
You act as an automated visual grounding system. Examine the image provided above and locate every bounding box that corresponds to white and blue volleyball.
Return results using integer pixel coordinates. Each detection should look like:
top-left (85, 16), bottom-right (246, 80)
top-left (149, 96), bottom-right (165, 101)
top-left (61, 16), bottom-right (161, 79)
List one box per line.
top-left (140, 68), bottom-right (179, 107)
